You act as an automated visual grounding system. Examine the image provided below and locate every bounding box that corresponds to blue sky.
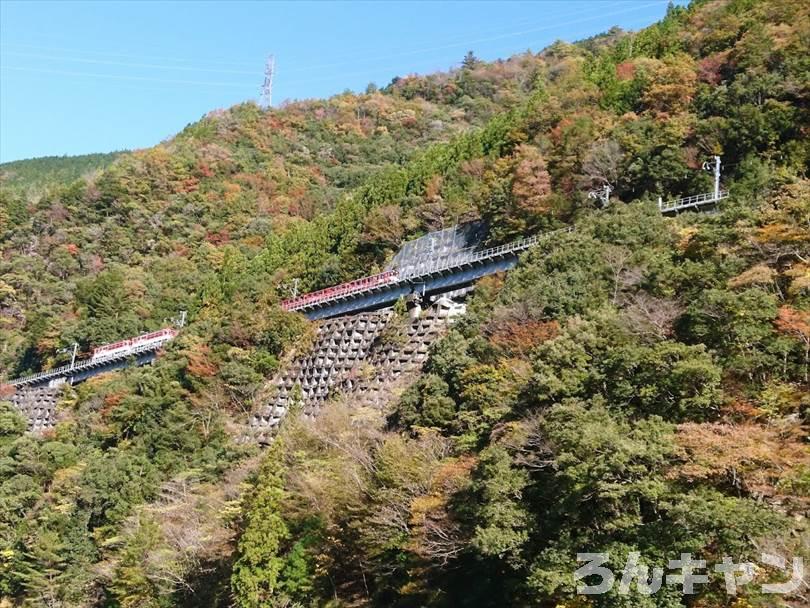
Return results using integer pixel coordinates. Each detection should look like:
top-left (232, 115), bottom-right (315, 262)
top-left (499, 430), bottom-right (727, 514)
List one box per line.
top-left (0, 0), bottom-right (685, 162)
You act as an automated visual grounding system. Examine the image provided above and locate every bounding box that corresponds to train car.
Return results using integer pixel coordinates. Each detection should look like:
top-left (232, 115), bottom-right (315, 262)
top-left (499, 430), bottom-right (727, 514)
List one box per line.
top-left (91, 338), bottom-right (132, 361)
top-left (90, 327), bottom-right (178, 362)
top-left (281, 269), bottom-right (399, 311)
top-left (136, 328), bottom-right (178, 346)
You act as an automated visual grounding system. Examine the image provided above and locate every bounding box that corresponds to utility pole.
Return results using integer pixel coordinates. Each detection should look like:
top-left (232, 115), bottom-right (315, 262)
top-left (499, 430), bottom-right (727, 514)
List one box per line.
top-left (169, 310), bottom-right (187, 328)
top-left (261, 54), bottom-right (275, 108)
top-left (588, 184), bottom-right (612, 208)
top-left (58, 343), bottom-right (79, 368)
top-left (702, 155), bottom-right (722, 199)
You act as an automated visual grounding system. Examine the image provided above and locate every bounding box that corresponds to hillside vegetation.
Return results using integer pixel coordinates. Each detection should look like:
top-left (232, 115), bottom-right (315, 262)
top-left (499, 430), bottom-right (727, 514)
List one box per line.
top-left (0, 0), bottom-right (809, 606)
top-left (0, 152), bottom-right (123, 193)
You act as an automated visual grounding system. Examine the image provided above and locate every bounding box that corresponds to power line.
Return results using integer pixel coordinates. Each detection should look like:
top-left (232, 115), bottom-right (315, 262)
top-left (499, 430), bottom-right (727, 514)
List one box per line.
top-left (277, 1), bottom-right (667, 87)
top-left (284, 1), bottom-right (641, 70)
top-left (282, 3), bottom-right (626, 74)
top-left (271, 1), bottom-right (664, 80)
top-left (0, 0), bottom-right (661, 83)
top-left (0, 65), bottom-right (254, 88)
top-left (0, 68), bottom-right (258, 96)
top-left (0, 5), bottom-right (616, 73)
top-left (1, 51), bottom-right (261, 75)
top-left (1, 1), bottom-right (670, 94)
top-left (0, 41), bottom-right (260, 68)
top-left (283, 0), bottom-right (666, 75)
top-left (464, 13), bottom-right (663, 70)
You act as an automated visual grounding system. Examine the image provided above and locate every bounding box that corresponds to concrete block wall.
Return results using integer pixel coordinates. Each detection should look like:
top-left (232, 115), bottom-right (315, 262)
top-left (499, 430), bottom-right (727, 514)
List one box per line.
top-left (248, 310), bottom-right (393, 443)
top-left (248, 298), bottom-right (464, 444)
top-left (6, 387), bottom-right (61, 433)
top-left (345, 298), bottom-right (463, 409)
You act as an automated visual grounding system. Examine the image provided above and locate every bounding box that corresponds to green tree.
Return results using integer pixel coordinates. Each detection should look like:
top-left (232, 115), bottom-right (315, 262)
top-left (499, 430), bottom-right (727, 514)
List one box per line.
top-left (231, 442), bottom-right (291, 608)
top-left (472, 445), bottom-right (531, 567)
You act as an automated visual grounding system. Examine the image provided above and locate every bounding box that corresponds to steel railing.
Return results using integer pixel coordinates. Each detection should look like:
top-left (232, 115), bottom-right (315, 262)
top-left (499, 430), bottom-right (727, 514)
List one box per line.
top-left (399, 226), bottom-right (573, 279)
top-left (281, 187), bottom-right (731, 313)
top-left (9, 188), bottom-right (732, 385)
top-left (7, 338), bottom-right (174, 387)
top-left (659, 190), bottom-right (728, 213)
top-left (284, 227), bottom-right (573, 311)
top-left (282, 270), bottom-right (398, 311)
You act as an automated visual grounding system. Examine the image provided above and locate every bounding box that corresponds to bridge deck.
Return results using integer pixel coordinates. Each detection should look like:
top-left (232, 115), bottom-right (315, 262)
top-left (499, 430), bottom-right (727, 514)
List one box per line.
top-left (287, 188), bottom-right (731, 321)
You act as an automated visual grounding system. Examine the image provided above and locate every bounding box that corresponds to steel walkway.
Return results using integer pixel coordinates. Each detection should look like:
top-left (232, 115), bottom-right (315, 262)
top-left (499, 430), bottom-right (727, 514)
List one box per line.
top-left (659, 190), bottom-right (728, 214)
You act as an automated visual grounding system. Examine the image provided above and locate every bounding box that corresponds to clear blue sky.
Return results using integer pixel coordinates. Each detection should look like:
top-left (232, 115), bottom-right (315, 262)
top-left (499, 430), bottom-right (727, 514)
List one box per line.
top-left (0, 0), bottom-right (684, 162)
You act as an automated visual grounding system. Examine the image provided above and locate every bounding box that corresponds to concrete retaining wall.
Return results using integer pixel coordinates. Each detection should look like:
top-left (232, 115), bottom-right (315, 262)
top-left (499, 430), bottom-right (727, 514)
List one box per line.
top-left (248, 298), bottom-right (464, 443)
top-left (6, 387), bottom-right (61, 433)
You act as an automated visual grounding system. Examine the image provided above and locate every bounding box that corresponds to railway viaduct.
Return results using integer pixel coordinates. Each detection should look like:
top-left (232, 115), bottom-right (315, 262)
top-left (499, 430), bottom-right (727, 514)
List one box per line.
top-left (3, 189), bottom-right (727, 434)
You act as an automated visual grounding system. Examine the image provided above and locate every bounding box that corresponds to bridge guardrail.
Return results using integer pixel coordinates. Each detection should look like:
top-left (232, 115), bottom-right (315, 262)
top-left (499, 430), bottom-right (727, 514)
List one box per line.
top-left (7, 338), bottom-right (174, 387)
top-left (281, 270), bottom-right (397, 311)
top-left (659, 190), bottom-right (728, 213)
top-left (285, 188), bottom-right (728, 314)
top-left (285, 226), bottom-right (574, 312)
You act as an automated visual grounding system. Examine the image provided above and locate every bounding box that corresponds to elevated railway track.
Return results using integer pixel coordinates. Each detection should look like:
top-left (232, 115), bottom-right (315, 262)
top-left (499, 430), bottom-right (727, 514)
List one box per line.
top-left (282, 227), bottom-right (573, 319)
top-left (6, 329), bottom-right (177, 389)
top-left (5, 186), bottom-right (727, 393)
top-left (285, 189), bottom-right (727, 320)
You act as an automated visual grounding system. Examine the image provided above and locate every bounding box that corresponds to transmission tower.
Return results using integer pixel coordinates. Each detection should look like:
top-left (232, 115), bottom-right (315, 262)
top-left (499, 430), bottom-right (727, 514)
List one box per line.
top-left (261, 54), bottom-right (275, 108)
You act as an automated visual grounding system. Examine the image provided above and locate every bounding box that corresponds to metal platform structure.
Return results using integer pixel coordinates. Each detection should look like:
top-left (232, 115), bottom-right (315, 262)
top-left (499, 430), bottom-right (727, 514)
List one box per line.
top-left (6, 332), bottom-right (176, 388)
top-left (658, 190), bottom-right (729, 214)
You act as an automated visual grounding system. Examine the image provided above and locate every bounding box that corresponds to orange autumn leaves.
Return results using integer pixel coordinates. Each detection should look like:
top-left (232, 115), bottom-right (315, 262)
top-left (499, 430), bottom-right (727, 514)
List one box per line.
top-left (672, 421), bottom-right (810, 507)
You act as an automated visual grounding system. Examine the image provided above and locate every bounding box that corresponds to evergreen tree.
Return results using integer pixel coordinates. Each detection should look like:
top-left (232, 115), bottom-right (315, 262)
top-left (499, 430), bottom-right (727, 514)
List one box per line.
top-left (231, 442), bottom-right (291, 608)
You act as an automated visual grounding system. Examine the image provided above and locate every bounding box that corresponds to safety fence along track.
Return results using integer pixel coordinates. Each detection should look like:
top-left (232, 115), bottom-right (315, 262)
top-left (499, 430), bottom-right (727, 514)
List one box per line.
top-left (659, 190), bottom-right (728, 214)
top-left (282, 185), bottom-right (731, 319)
top-left (282, 227), bottom-right (573, 314)
top-left (282, 270), bottom-right (398, 312)
top-left (8, 334), bottom-right (176, 388)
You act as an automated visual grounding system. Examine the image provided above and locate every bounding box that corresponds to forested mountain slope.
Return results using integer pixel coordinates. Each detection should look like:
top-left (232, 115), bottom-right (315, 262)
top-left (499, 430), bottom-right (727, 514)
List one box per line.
top-left (0, 50), bottom-right (545, 376)
top-left (0, 152), bottom-right (123, 194)
top-left (0, 0), bottom-right (809, 606)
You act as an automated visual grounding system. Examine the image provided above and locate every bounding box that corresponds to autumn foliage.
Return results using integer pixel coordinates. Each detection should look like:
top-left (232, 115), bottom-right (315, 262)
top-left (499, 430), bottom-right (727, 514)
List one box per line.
top-left (1, 0), bottom-right (809, 605)
top-left (673, 422), bottom-right (810, 505)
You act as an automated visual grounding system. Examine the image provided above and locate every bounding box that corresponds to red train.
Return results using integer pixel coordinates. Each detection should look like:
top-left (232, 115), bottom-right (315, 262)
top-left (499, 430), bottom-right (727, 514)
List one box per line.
top-left (90, 328), bottom-right (178, 362)
top-left (281, 269), bottom-right (398, 311)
